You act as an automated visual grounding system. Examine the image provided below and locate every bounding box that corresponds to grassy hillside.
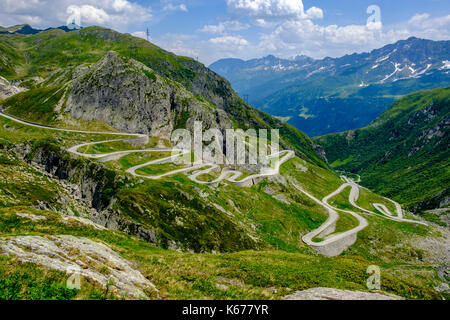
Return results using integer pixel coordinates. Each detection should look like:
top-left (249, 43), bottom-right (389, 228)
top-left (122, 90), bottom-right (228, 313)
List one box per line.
top-left (315, 87), bottom-right (450, 216)
top-left (0, 117), bottom-right (447, 300)
top-left (0, 26), bottom-right (448, 301)
top-left (0, 26), bottom-right (327, 168)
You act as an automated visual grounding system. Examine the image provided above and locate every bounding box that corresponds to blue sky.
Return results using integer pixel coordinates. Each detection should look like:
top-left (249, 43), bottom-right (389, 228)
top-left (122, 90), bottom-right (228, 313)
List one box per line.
top-left (1, 0), bottom-right (449, 64)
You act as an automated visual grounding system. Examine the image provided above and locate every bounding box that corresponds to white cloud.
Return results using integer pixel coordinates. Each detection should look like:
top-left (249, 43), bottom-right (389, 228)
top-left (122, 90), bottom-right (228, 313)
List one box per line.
top-left (226, 0), bottom-right (321, 21)
top-left (408, 13), bottom-right (450, 30)
top-left (255, 11), bottom-right (450, 60)
top-left (306, 7), bottom-right (323, 20)
top-left (152, 33), bottom-right (200, 58)
top-left (1, 0), bottom-right (41, 13)
top-left (210, 35), bottom-right (249, 46)
top-left (67, 5), bottom-right (110, 25)
top-left (0, 0), bottom-right (152, 31)
top-left (219, 1), bottom-right (450, 62)
top-left (131, 31), bottom-right (148, 40)
top-left (112, 0), bottom-right (132, 12)
top-left (150, 6), bottom-right (450, 65)
top-left (408, 13), bottom-right (430, 25)
top-left (200, 21), bottom-right (250, 34)
top-left (163, 3), bottom-right (188, 12)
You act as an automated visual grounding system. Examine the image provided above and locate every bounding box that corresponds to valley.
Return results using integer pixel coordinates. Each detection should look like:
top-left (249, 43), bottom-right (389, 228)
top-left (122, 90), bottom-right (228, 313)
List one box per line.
top-left (0, 25), bottom-right (448, 301)
top-left (316, 87), bottom-right (449, 224)
top-left (210, 38), bottom-right (450, 137)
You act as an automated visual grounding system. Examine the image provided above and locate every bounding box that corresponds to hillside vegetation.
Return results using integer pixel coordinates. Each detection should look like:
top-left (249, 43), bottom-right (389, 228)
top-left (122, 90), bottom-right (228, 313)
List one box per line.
top-left (0, 26), bottom-right (448, 300)
top-left (316, 88), bottom-right (450, 218)
top-left (0, 26), bottom-right (326, 168)
top-left (210, 38), bottom-right (450, 136)
top-left (0, 116), bottom-right (448, 300)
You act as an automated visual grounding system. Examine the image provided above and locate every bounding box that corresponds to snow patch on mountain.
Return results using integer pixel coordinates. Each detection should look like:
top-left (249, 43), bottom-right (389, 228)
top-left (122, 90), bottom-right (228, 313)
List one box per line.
top-left (376, 49), bottom-right (397, 63)
top-left (306, 66), bottom-right (327, 78)
top-left (440, 60), bottom-right (450, 70)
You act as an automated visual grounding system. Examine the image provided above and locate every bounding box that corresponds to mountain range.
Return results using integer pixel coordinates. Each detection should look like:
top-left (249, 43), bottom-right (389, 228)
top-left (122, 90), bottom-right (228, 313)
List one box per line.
top-left (0, 25), bottom-right (448, 300)
top-left (315, 87), bottom-right (449, 222)
top-left (210, 37), bottom-right (450, 136)
top-left (0, 24), bottom-right (80, 35)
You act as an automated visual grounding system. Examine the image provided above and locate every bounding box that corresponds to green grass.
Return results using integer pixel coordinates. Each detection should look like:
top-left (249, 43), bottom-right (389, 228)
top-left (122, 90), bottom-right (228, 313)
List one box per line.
top-left (0, 255), bottom-right (112, 300)
top-left (0, 205), bottom-right (442, 300)
top-left (3, 85), bottom-right (65, 124)
top-left (0, 26), bottom-right (330, 171)
top-left (357, 188), bottom-right (398, 215)
top-left (281, 158), bottom-right (343, 198)
top-left (135, 163), bottom-right (188, 176)
top-left (0, 101), bottom-right (447, 300)
top-left (77, 141), bottom-right (138, 154)
top-left (0, 140), bottom-right (445, 299)
top-left (316, 87), bottom-right (450, 214)
top-left (0, 116), bottom-right (132, 148)
top-left (106, 151), bottom-right (172, 170)
top-left (325, 187), bottom-right (361, 233)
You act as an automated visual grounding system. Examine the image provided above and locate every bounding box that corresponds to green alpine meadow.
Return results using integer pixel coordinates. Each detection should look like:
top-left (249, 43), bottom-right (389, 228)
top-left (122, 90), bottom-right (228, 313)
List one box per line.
top-left (0, 1), bottom-right (448, 307)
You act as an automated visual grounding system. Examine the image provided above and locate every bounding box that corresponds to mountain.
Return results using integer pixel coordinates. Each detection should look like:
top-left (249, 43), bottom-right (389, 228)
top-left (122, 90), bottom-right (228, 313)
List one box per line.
top-left (0, 24), bottom-right (80, 35)
top-left (0, 26), bottom-right (449, 300)
top-left (315, 87), bottom-right (450, 222)
top-left (0, 26), bottom-right (326, 167)
top-left (210, 37), bottom-right (450, 136)
top-left (0, 24), bottom-right (42, 35)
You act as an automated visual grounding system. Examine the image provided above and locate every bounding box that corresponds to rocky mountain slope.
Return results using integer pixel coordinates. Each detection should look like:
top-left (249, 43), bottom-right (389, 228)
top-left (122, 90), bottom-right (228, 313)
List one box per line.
top-left (0, 26), bottom-right (326, 167)
top-left (210, 37), bottom-right (450, 136)
top-left (315, 87), bottom-right (450, 224)
top-left (0, 24), bottom-right (78, 35)
top-left (0, 26), bottom-right (449, 300)
top-left (1, 113), bottom-right (448, 300)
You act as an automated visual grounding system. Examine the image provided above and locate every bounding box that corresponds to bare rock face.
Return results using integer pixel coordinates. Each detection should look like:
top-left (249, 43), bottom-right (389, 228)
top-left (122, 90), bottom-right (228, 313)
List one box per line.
top-left (283, 287), bottom-right (404, 300)
top-left (65, 51), bottom-right (233, 137)
top-left (0, 235), bottom-right (158, 299)
top-left (0, 75), bottom-right (26, 100)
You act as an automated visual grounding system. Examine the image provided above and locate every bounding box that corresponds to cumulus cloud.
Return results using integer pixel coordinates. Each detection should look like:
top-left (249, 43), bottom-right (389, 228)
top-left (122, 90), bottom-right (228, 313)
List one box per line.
top-left (255, 11), bottom-right (450, 60)
top-left (217, 1), bottom-right (449, 61)
top-left (152, 33), bottom-right (200, 58)
top-left (200, 21), bottom-right (250, 34)
top-left (67, 5), bottom-right (110, 25)
top-left (163, 3), bottom-right (188, 12)
top-left (306, 7), bottom-right (323, 20)
top-left (409, 13), bottom-right (430, 25)
top-left (408, 13), bottom-right (450, 30)
top-left (210, 35), bottom-right (249, 46)
top-left (226, 0), bottom-right (322, 21)
top-left (0, 0), bottom-right (152, 31)
top-left (131, 31), bottom-right (149, 40)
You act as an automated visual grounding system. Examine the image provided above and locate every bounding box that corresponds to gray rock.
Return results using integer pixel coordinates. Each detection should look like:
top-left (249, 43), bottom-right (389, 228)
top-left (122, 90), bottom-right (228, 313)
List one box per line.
top-left (16, 212), bottom-right (46, 221)
top-left (0, 75), bottom-right (27, 100)
top-left (0, 235), bottom-right (158, 299)
top-left (283, 287), bottom-right (404, 300)
top-left (65, 51), bottom-right (233, 137)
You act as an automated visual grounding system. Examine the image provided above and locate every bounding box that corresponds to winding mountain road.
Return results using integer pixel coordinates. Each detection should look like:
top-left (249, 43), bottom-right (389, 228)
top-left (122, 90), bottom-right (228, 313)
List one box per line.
top-left (0, 111), bottom-right (293, 186)
top-left (293, 175), bottom-right (427, 256)
top-left (0, 111), bottom-right (427, 256)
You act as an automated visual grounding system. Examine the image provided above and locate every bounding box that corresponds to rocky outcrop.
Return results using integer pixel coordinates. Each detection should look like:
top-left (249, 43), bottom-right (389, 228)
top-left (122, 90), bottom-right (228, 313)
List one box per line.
top-left (65, 51), bottom-right (233, 136)
top-left (0, 75), bottom-right (26, 100)
top-left (12, 142), bottom-right (260, 253)
top-left (0, 235), bottom-right (158, 299)
top-left (13, 142), bottom-right (161, 246)
top-left (283, 287), bottom-right (404, 300)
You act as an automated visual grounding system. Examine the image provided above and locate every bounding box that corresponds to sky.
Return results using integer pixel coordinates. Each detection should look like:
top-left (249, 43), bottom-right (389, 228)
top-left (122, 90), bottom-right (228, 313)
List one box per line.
top-left (1, 0), bottom-right (449, 65)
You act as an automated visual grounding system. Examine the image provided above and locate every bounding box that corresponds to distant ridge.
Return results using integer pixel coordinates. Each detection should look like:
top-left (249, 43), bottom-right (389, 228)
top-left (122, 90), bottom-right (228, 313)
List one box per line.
top-left (0, 24), bottom-right (81, 35)
top-left (210, 37), bottom-right (450, 137)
